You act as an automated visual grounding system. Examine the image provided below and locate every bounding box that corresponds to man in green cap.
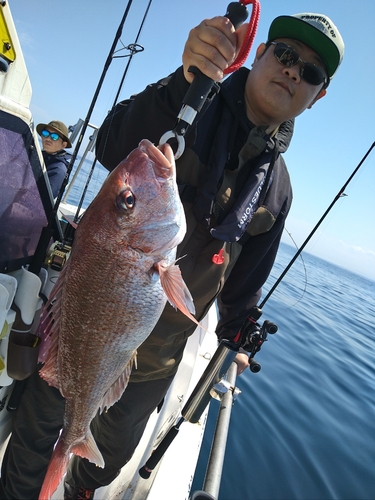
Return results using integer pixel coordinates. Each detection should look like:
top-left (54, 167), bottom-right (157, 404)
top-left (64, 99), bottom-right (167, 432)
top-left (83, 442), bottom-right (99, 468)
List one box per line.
top-left (0, 11), bottom-right (344, 500)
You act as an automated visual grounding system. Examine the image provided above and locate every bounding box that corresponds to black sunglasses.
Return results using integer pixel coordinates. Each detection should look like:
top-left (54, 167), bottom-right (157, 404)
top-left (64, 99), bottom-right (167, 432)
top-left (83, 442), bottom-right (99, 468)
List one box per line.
top-left (41, 129), bottom-right (62, 141)
top-left (268, 42), bottom-right (328, 87)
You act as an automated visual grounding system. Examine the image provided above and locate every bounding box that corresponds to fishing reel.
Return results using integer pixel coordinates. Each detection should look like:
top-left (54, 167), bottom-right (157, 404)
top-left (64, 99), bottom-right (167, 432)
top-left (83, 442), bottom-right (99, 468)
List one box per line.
top-left (44, 212), bottom-right (80, 272)
top-left (44, 240), bottom-right (71, 272)
top-left (238, 307), bottom-right (278, 372)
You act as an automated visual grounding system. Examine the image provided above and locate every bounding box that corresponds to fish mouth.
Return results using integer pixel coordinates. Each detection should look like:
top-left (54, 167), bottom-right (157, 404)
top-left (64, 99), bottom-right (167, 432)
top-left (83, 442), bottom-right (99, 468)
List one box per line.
top-left (157, 142), bottom-right (175, 166)
top-left (139, 139), bottom-right (175, 180)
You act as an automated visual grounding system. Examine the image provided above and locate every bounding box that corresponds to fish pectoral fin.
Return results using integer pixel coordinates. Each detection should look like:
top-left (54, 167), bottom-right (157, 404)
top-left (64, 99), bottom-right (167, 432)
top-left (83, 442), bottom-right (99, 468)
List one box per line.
top-left (156, 262), bottom-right (202, 327)
top-left (71, 430), bottom-right (105, 468)
top-left (99, 352), bottom-right (136, 413)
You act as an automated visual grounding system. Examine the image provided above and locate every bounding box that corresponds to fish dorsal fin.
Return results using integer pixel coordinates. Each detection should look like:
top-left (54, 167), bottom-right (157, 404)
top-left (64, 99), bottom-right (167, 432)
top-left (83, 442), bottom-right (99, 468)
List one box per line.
top-left (39, 331), bottom-right (60, 389)
top-left (99, 352), bottom-right (136, 413)
top-left (156, 261), bottom-right (204, 328)
top-left (38, 263), bottom-right (68, 363)
top-left (38, 266), bottom-right (68, 390)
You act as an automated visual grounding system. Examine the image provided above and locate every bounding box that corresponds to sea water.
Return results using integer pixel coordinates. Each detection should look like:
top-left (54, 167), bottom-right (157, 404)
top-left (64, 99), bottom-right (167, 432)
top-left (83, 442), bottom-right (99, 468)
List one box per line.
top-left (63, 156), bottom-right (109, 210)
top-left (67, 160), bottom-right (375, 500)
top-left (192, 243), bottom-right (375, 500)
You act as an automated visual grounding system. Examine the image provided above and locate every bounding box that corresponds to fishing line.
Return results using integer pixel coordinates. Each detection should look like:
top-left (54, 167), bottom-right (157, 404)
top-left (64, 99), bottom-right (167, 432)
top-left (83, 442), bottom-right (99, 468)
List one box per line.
top-left (259, 141), bottom-right (375, 310)
top-left (272, 227), bottom-right (308, 310)
top-left (303, 197), bottom-right (345, 254)
top-left (111, 0), bottom-right (153, 106)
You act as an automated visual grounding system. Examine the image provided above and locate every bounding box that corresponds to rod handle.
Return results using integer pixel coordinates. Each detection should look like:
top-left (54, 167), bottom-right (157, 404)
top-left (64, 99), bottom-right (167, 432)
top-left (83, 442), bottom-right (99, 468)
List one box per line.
top-left (139, 422), bottom-right (181, 478)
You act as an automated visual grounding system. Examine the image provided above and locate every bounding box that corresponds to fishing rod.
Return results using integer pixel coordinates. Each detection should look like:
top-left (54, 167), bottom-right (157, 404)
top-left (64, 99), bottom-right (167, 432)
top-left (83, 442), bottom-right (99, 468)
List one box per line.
top-left (187, 140), bottom-right (374, 499)
top-left (28, 0), bottom-right (136, 275)
top-left (229, 139), bottom-right (373, 375)
top-left (112, 0), bottom-right (152, 106)
top-left (259, 140), bottom-right (375, 309)
top-left (71, 0), bottom-right (153, 225)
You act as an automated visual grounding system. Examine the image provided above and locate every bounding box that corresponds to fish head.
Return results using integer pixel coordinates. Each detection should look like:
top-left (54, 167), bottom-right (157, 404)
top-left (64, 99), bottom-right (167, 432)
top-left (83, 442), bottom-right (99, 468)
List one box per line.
top-left (93, 139), bottom-right (185, 256)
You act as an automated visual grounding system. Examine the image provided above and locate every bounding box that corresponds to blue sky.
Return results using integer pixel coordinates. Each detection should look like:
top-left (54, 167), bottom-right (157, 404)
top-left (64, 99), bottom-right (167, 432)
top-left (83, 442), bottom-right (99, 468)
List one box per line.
top-left (8, 0), bottom-right (375, 280)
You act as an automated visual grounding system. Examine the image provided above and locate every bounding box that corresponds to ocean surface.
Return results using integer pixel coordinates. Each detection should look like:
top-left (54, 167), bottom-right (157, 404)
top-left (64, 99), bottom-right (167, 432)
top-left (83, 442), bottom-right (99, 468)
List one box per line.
top-left (192, 244), bottom-right (375, 500)
top-left (67, 159), bottom-right (375, 500)
top-left (63, 155), bottom-right (109, 210)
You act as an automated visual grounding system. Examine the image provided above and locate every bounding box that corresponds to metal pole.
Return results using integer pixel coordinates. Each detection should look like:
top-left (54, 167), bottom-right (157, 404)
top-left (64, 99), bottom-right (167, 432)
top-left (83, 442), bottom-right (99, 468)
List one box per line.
top-left (202, 362), bottom-right (238, 499)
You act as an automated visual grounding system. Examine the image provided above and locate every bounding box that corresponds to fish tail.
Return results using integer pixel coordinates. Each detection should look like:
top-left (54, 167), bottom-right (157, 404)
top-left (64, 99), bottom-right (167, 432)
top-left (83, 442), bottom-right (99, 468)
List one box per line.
top-left (70, 428), bottom-right (105, 468)
top-left (38, 430), bottom-right (104, 500)
top-left (38, 438), bottom-right (70, 500)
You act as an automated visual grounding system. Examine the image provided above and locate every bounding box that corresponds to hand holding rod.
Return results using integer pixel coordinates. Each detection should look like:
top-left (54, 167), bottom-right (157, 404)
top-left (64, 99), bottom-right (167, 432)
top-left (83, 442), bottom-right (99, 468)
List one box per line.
top-left (181, 2), bottom-right (249, 116)
top-left (160, 2), bottom-right (249, 158)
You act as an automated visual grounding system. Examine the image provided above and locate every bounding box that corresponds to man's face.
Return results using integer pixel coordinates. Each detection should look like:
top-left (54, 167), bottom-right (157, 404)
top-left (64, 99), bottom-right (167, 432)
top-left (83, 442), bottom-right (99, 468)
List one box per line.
top-left (245, 38), bottom-right (327, 128)
top-left (41, 127), bottom-right (67, 154)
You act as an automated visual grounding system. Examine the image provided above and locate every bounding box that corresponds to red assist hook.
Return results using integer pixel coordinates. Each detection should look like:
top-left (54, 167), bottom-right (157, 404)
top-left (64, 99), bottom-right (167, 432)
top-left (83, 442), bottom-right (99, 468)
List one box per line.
top-left (225, 0), bottom-right (261, 74)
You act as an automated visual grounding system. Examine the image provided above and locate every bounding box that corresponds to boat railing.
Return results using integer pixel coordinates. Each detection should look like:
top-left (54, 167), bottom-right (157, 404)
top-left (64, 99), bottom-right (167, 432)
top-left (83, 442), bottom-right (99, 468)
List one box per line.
top-left (62, 119), bottom-right (99, 204)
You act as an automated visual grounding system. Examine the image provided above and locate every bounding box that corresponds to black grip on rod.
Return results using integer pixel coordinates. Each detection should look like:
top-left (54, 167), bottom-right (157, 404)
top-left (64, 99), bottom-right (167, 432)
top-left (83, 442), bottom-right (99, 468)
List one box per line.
top-left (182, 2), bottom-right (249, 115)
top-left (7, 379), bottom-right (27, 412)
top-left (225, 1), bottom-right (249, 29)
top-left (139, 421), bottom-right (181, 478)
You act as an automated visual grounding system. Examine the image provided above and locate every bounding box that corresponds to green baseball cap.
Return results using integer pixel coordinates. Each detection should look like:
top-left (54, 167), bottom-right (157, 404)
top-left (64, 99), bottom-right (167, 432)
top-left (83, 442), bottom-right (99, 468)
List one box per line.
top-left (268, 13), bottom-right (344, 80)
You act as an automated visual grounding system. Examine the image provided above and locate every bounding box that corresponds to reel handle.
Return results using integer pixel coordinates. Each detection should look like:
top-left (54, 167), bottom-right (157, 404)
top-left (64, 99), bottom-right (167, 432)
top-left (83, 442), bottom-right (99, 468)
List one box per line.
top-left (249, 357), bottom-right (261, 373)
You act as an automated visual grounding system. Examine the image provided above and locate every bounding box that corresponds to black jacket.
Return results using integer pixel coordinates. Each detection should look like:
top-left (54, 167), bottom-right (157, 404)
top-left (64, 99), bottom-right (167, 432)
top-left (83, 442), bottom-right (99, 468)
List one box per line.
top-left (96, 66), bottom-right (293, 380)
top-left (42, 150), bottom-right (71, 198)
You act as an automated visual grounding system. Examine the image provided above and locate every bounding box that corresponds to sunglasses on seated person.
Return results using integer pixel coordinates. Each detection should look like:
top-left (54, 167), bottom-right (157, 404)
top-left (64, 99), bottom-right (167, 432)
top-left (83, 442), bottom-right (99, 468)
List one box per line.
top-left (267, 41), bottom-right (328, 87)
top-left (41, 129), bottom-right (62, 141)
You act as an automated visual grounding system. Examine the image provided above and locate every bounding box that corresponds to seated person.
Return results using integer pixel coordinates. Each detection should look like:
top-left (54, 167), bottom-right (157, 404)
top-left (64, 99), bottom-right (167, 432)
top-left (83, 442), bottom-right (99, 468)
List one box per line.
top-left (36, 120), bottom-right (72, 197)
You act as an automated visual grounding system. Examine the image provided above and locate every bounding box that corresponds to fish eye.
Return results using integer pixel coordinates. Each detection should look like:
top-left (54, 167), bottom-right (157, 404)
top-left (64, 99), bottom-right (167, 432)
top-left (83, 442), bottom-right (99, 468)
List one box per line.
top-left (117, 189), bottom-right (135, 210)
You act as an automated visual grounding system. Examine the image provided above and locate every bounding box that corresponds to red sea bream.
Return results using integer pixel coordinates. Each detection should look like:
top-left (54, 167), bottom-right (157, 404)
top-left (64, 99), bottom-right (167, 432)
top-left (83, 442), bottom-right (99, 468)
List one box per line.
top-left (38, 139), bottom-right (197, 500)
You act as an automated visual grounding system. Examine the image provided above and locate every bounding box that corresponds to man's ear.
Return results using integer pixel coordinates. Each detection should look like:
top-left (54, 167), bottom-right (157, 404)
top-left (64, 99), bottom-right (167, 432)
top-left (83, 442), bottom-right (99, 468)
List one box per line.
top-left (252, 43), bottom-right (267, 66)
top-left (308, 88), bottom-right (327, 109)
top-left (62, 140), bottom-right (68, 148)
